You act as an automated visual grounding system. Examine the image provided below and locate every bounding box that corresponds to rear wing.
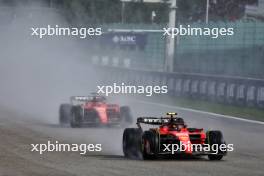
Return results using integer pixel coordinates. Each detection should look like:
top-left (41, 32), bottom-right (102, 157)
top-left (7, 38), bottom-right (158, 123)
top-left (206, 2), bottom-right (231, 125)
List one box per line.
top-left (136, 113), bottom-right (182, 129)
top-left (137, 117), bottom-right (171, 125)
top-left (71, 96), bottom-right (91, 101)
top-left (70, 95), bottom-right (106, 102)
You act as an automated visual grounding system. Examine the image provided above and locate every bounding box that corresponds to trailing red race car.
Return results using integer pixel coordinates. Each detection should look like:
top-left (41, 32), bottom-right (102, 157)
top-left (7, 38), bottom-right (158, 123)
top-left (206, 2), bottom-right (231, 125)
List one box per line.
top-left (59, 94), bottom-right (133, 127)
top-left (123, 113), bottom-right (228, 160)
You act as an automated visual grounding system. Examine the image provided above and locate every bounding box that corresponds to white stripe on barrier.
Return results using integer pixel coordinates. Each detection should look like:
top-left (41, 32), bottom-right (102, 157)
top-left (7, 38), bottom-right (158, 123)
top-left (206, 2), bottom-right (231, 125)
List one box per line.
top-left (257, 87), bottom-right (264, 102)
top-left (124, 58), bottom-right (131, 68)
top-left (175, 79), bottom-right (182, 93)
top-left (112, 57), bottom-right (119, 67)
top-left (247, 86), bottom-right (255, 101)
top-left (102, 56), bottom-right (109, 65)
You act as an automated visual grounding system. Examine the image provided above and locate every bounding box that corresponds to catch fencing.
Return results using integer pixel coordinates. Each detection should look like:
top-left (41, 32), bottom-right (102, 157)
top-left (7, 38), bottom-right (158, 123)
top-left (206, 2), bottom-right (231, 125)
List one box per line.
top-left (92, 21), bottom-right (264, 78)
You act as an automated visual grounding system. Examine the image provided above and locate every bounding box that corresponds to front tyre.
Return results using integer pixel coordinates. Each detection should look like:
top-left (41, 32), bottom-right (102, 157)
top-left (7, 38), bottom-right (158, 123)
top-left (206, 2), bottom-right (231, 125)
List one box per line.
top-left (142, 131), bottom-right (159, 160)
top-left (59, 104), bottom-right (72, 126)
top-left (206, 130), bottom-right (227, 161)
top-left (123, 128), bottom-right (142, 159)
top-left (120, 106), bottom-right (133, 125)
top-left (70, 106), bottom-right (82, 128)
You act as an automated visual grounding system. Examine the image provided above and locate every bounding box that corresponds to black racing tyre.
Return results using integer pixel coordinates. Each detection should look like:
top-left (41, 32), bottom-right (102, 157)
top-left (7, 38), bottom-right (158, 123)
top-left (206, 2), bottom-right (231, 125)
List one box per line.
top-left (206, 130), bottom-right (226, 161)
top-left (120, 106), bottom-right (133, 124)
top-left (142, 130), bottom-right (159, 160)
top-left (59, 104), bottom-right (72, 126)
top-left (123, 128), bottom-right (142, 159)
top-left (70, 106), bottom-right (82, 128)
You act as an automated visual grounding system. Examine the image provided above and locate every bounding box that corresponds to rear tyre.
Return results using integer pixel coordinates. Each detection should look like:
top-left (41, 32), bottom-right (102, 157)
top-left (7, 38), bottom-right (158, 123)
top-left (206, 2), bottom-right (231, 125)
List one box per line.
top-left (70, 106), bottom-right (82, 128)
top-left (121, 106), bottom-right (133, 124)
top-left (59, 104), bottom-right (72, 126)
top-left (142, 130), bottom-right (159, 160)
top-left (206, 130), bottom-right (226, 161)
top-left (123, 128), bottom-right (142, 159)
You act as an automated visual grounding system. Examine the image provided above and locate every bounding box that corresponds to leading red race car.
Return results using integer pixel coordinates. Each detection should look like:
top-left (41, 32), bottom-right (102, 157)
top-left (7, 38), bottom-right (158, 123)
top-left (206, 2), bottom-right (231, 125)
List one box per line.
top-left (123, 113), bottom-right (228, 160)
top-left (59, 94), bottom-right (133, 127)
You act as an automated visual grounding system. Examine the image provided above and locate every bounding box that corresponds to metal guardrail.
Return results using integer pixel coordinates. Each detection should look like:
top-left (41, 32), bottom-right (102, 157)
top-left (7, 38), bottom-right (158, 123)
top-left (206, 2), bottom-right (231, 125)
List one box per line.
top-left (98, 65), bottom-right (264, 109)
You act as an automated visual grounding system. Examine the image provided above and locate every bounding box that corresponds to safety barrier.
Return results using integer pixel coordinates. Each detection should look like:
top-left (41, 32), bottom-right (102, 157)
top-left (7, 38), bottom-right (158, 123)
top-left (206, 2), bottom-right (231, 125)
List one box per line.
top-left (99, 65), bottom-right (264, 109)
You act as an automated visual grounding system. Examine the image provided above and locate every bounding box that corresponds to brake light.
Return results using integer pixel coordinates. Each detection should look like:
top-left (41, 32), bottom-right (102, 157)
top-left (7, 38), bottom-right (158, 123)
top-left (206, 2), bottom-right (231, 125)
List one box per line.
top-left (176, 134), bottom-right (189, 141)
top-left (178, 136), bottom-right (189, 141)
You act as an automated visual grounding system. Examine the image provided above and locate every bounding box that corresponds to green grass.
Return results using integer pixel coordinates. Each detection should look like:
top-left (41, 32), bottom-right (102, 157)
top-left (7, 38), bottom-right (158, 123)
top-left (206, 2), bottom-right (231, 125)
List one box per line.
top-left (139, 95), bottom-right (264, 122)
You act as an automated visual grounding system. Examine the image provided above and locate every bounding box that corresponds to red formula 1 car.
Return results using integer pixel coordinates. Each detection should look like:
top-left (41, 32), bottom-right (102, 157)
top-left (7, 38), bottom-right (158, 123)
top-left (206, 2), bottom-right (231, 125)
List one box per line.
top-left (59, 94), bottom-right (133, 127)
top-left (123, 113), bottom-right (228, 160)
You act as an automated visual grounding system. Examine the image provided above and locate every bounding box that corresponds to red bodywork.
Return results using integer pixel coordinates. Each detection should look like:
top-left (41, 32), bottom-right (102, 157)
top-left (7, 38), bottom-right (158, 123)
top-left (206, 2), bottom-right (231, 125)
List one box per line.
top-left (158, 126), bottom-right (206, 154)
top-left (81, 101), bottom-right (120, 124)
top-left (129, 115), bottom-right (226, 160)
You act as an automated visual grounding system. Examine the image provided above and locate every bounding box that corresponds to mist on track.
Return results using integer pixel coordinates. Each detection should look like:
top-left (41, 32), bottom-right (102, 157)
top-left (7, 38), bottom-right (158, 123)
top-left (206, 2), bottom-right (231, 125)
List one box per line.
top-left (0, 3), bottom-right (137, 157)
top-left (0, 3), bottom-right (103, 124)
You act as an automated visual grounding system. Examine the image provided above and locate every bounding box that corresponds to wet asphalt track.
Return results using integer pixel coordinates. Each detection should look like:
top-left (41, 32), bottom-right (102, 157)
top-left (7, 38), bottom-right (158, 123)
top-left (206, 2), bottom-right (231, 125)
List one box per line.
top-left (0, 99), bottom-right (264, 176)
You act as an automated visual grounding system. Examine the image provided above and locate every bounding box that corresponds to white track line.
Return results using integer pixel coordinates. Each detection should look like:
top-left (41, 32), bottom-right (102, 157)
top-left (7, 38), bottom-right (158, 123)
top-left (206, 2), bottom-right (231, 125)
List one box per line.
top-left (136, 100), bottom-right (264, 125)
